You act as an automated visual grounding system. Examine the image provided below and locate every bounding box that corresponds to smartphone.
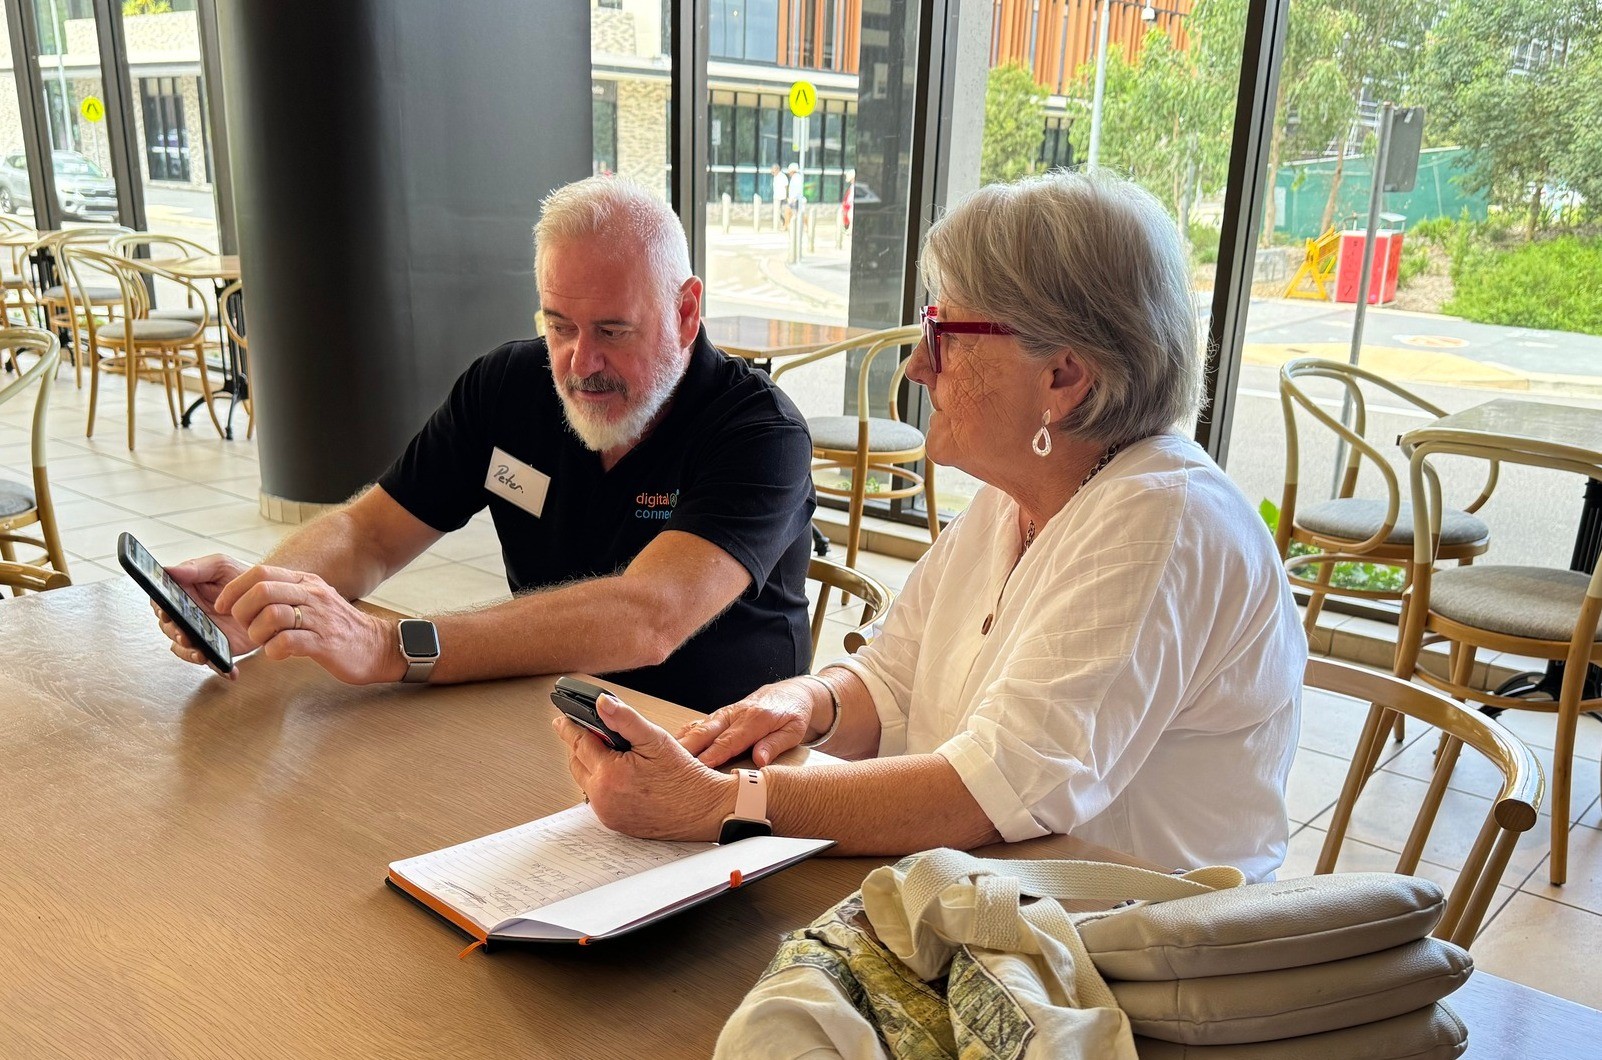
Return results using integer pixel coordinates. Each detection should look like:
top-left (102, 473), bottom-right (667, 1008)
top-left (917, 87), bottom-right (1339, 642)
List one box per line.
top-left (551, 676), bottom-right (631, 752)
top-left (117, 531), bottom-right (235, 677)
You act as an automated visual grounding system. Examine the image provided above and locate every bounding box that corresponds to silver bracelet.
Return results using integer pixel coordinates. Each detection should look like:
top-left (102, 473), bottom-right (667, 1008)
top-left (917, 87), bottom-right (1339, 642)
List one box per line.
top-left (798, 673), bottom-right (841, 748)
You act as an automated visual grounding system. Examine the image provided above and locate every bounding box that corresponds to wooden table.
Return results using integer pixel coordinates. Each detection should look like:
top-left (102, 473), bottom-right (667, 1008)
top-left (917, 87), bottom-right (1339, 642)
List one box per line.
top-left (704, 314), bottom-right (870, 369)
top-left (3, 581), bottom-right (1595, 1058)
top-left (164, 254), bottom-right (241, 283)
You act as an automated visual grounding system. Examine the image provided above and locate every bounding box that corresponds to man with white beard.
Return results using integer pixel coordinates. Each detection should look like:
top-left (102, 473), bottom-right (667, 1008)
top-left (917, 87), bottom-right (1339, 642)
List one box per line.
top-left (151, 177), bottom-right (816, 712)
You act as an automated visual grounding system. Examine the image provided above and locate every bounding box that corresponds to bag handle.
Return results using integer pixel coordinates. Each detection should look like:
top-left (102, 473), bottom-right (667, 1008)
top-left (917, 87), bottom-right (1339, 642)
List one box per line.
top-left (898, 849), bottom-right (1243, 932)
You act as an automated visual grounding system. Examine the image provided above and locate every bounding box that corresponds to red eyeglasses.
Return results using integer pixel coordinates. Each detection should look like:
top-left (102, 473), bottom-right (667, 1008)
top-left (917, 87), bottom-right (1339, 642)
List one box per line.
top-left (920, 305), bottom-right (1016, 374)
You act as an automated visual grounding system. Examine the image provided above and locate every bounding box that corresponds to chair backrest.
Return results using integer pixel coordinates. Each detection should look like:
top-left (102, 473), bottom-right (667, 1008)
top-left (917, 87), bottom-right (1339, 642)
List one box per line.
top-left (1402, 424), bottom-right (1602, 653)
top-left (25, 224), bottom-right (135, 259)
top-left (771, 325), bottom-right (922, 424)
top-left (62, 246), bottom-right (209, 333)
top-left (219, 278), bottom-right (246, 350)
top-left (1277, 357), bottom-right (1496, 557)
top-left (0, 559), bottom-right (70, 596)
top-left (807, 554), bottom-right (894, 665)
top-left (0, 328), bottom-right (60, 471)
top-left (109, 232), bottom-right (212, 261)
top-left (1305, 657), bottom-right (1542, 948)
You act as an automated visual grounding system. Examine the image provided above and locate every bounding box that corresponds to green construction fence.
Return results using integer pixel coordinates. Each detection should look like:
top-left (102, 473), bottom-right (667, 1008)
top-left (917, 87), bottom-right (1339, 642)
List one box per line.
top-left (1272, 146), bottom-right (1488, 241)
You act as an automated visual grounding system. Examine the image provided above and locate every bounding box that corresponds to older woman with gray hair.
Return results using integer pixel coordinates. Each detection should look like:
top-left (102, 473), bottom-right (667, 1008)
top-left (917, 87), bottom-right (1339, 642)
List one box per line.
top-left (554, 170), bottom-right (1305, 880)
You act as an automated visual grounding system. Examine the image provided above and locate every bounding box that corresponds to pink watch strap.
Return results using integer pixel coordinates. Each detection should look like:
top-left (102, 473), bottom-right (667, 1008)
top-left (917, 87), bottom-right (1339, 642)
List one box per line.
top-left (732, 768), bottom-right (768, 822)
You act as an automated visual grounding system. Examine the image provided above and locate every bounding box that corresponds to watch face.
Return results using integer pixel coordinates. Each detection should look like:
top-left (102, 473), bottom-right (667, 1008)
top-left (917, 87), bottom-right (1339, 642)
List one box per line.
top-left (717, 818), bottom-right (773, 845)
top-left (398, 619), bottom-right (440, 658)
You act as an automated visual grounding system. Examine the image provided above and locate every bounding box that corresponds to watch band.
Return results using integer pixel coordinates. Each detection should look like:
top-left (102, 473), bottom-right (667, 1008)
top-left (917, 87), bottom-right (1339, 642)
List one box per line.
top-left (397, 619), bottom-right (439, 684)
top-left (718, 767), bottom-right (773, 844)
top-left (731, 767), bottom-right (767, 821)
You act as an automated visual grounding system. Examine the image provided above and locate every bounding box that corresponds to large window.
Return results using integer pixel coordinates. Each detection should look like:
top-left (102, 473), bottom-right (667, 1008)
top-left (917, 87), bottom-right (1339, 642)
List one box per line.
top-left (140, 76), bottom-right (191, 183)
top-left (590, 1), bottom-right (671, 200)
top-left (710, 0), bottom-right (778, 62)
top-left (1221, 0), bottom-right (1602, 581)
top-left (707, 89), bottom-right (855, 207)
top-left (928, 0), bottom-right (1219, 515)
top-left (592, 80), bottom-right (618, 176)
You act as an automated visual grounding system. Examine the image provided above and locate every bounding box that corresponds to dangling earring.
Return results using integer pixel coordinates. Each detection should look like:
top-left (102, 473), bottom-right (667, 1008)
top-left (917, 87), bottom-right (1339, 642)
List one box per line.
top-left (1032, 410), bottom-right (1053, 457)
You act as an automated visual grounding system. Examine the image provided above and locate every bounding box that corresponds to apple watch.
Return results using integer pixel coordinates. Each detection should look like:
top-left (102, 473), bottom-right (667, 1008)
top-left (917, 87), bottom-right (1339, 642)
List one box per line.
top-left (717, 768), bottom-right (773, 845)
top-left (397, 618), bottom-right (440, 683)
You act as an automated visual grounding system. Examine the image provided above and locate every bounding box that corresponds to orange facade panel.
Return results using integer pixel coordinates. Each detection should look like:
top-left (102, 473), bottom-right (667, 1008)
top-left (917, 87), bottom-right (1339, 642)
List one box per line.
top-left (992, 0), bottom-right (1193, 94)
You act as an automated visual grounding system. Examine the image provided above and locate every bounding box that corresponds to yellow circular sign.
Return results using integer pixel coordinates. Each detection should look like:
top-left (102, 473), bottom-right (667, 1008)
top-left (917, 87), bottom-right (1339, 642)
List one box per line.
top-left (788, 81), bottom-right (817, 118)
top-left (80, 96), bottom-right (105, 123)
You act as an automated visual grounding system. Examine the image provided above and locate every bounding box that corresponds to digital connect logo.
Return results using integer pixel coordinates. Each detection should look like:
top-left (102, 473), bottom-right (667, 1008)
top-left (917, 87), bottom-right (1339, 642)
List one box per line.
top-left (634, 490), bottom-right (679, 520)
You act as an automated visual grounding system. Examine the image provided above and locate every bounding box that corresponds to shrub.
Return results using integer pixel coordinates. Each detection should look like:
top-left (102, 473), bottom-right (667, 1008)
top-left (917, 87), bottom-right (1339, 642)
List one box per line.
top-left (1188, 220), bottom-right (1221, 266)
top-left (1408, 216), bottom-right (1454, 244)
top-left (1445, 235), bottom-right (1602, 336)
top-left (1397, 242), bottom-right (1432, 286)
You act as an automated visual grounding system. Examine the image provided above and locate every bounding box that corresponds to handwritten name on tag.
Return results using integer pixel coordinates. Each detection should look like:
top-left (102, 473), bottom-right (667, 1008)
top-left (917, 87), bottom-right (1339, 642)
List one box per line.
top-left (484, 446), bottom-right (551, 518)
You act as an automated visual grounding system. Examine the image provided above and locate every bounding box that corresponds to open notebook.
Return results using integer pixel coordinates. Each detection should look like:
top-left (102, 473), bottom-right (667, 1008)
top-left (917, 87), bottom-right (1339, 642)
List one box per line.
top-left (388, 803), bottom-right (834, 947)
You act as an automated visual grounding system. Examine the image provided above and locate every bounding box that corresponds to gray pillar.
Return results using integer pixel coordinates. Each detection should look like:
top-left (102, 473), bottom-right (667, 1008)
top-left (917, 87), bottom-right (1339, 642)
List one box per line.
top-left (216, 0), bottom-right (591, 505)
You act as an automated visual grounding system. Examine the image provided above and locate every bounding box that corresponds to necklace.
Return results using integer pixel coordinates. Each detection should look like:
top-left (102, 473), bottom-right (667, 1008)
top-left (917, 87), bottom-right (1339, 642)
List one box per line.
top-left (1021, 442), bottom-right (1121, 553)
top-left (984, 443), bottom-right (1121, 635)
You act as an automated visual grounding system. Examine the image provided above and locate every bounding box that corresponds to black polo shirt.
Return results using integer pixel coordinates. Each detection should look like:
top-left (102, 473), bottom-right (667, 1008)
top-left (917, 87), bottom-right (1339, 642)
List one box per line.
top-left (377, 329), bottom-right (816, 712)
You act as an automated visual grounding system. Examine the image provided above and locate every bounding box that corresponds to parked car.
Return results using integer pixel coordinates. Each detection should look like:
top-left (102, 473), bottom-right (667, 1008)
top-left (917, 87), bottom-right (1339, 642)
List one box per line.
top-left (0, 149), bottom-right (119, 223)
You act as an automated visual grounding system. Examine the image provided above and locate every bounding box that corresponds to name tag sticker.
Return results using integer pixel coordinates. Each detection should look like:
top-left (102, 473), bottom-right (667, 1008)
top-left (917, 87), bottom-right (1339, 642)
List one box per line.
top-left (485, 447), bottom-right (551, 518)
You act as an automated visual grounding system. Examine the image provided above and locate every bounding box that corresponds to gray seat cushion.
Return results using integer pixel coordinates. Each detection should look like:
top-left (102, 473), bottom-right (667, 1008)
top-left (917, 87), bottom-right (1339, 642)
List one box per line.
top-left (150, 306), bottom-right (205, 324)
top-left (0, 478), bottom-right (36, 518)
top-left (97, 318), bottom-right (202, 342)
top-left (1430, 565), bottom-right (1601, 642)
top-left (807, 415), bottom-right (925, 454)
top-left (42, 283), bottom-right (118, 304)
top-left (1296, 497), bottom-right (1488, 546)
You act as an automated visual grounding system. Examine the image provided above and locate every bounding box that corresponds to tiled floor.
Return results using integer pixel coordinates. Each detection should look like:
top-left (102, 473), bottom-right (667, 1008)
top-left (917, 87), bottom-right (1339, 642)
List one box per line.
top-left (5, 365), bottom-right (1601, 1009)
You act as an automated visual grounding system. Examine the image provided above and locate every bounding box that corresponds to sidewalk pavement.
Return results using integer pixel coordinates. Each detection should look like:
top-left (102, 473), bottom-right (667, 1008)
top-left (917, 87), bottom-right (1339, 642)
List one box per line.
top-left (708, 226), bottom-right (1602, 400)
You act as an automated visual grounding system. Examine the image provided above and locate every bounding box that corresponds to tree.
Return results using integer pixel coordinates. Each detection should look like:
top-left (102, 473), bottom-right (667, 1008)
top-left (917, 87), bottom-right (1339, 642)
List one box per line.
top-left (1418, 0), bottom-right (1600, 238)
top-left (1310, 0), bottom-right (1434, 234)
top-left (123, 0), bottom-right (173, 13)
top-left (981, 63), bottom-right (1047, 186)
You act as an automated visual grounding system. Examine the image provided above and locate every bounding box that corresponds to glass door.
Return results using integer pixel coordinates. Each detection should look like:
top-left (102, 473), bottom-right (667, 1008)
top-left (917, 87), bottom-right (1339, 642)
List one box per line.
top-left (31, 0), bottom-right (117, 229)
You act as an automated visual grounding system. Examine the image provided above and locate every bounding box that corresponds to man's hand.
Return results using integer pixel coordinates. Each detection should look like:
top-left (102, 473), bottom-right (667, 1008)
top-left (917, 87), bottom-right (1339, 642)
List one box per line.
top-left (216, 565), bottom-right (405, 685)
top-left (555, 694), bottom-right (737, 842)
top-left (153, 553), bottom-right (256, 674)
top-left (676, 679), bottom-right (820, 768)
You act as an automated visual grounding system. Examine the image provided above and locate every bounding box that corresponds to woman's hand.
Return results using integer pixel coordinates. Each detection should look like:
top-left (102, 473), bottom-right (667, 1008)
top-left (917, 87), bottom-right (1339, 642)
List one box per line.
top-left (676, 679), bottom-right (824, 768)
top-left (555, 695), bottom-right (736, 842)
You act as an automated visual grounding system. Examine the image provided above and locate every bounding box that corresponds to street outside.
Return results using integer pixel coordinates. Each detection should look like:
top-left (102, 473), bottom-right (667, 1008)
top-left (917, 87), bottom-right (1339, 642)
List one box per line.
top-left (119, 186), bottom-right (1602, 571)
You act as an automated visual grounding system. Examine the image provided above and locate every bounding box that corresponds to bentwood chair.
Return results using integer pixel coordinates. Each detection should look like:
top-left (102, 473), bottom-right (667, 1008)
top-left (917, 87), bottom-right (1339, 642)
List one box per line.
top-left (110, 232), bottom-right (212, 327)
top-left (806, 555), bottom-right (893, 667)
top-left (1307, 658), bottom-right (1541, 947)
top-left (24, 226), bottom-right (134, 387)
top-left (0, 215), bottom-right (38, 328)
top-left (216, 279), bottom-right (253, 439)
top-left (772, 325), bottom-right (936, 572)
top-left (1277, 358), bottom-right (1495, 635)
top-left (65, 247), bottom-right (216, 449)
top-left (0, 329), bottom-right (68, 584)
top-left (0, 559), bottom-right (70, 596)
top-left (1396, 424), bottom-right (1602, 886)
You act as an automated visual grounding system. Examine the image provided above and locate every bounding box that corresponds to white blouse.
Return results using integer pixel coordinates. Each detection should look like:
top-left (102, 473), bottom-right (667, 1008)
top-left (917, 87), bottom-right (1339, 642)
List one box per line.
top-left (835, 432), bottom-right (1306, 881)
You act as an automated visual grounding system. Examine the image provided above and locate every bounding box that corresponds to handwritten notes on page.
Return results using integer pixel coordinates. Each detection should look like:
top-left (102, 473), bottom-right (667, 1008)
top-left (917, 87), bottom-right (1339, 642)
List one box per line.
top-left (389, 803), bottom-right (714, 934)
top-left (389, 803), bottom-right (835, 942)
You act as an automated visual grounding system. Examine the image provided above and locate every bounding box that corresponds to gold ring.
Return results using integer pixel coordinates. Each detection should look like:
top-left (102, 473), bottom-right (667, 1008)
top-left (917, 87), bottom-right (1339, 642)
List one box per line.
top-left (292, 605), bottom-right (303, 630)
